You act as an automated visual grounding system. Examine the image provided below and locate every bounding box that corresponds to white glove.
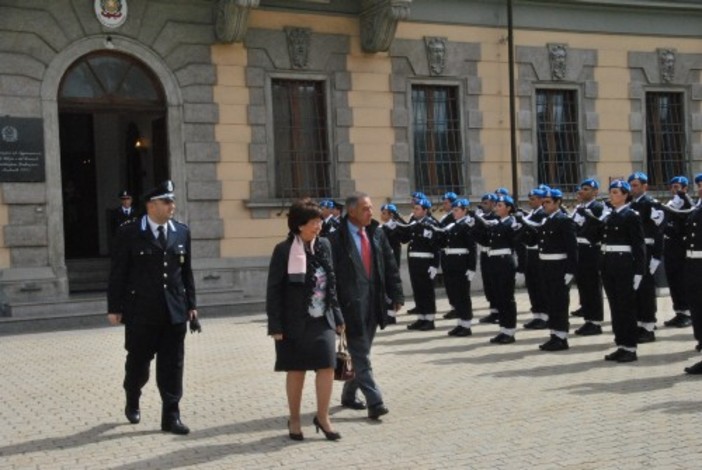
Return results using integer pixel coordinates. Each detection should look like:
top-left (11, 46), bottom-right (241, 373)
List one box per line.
top-left (649, 258), bottom-right (661, 275)
top-left (573, 213), bottom-right (585, 226)
top-left (428, 266), bottom-right (438, 279)
top-left (423, 228), bottom-right (433, 239)
top-left (667, 195), bottom-right (684, 210)
top-left (564, 273), bottom-right (574, 285)
top-left (599, 208), bottom-right (611, 221)
top-left (484, 219), bottom-right (499, 226)
top-left (650, 208), bottom-right (664, 226)
top-left (465, 216), bottom-right (475, 227)
top-left (633, 274), bottom-right (643, 290)
top-left (465, 270), bottom-right (475, 281)
top-left (511, 221), bottom-right (522, 230)
top-left (384, 219), bottom-right (397, 229)
top-left (475, 208), bottom-right (484, 217)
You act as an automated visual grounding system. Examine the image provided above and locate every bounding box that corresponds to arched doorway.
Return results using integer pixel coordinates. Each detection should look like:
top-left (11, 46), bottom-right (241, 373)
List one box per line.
top-left (58, 51), bottom-right (168, 291)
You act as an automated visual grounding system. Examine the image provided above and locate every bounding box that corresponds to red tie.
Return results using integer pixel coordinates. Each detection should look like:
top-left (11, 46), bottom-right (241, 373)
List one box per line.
top-left (359, 228), bottom-right (372, 277)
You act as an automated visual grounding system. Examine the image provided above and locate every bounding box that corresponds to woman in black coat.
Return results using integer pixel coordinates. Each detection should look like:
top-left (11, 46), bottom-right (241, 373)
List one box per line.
top-left (266, 199), bottom-right (345, 441)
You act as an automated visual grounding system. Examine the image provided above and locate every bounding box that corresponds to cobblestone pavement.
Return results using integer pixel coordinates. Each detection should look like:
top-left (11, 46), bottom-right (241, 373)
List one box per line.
top-left (1, 291), bottom-right (701, 469)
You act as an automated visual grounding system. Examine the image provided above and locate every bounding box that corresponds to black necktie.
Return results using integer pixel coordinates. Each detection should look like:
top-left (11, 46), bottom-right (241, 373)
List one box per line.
top-left (157, 225), bottom-right (167, 250)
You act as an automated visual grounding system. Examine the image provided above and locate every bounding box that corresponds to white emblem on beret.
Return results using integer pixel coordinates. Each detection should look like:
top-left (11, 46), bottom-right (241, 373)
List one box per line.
top-left (166, 180), bottom-right (174, 192)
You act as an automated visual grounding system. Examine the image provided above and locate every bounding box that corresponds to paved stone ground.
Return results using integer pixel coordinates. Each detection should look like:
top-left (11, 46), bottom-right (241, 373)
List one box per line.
top-left (1, 291), bottom-right (701, 470)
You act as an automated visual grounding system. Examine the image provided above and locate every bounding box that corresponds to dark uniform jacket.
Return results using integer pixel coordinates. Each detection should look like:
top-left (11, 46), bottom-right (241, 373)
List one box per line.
top-left (320, 216), bottom-right (340, 237)
top-left (631, 193), bottom-right (663, 259)
top-left (266, 236), bottom-right (344, 339)
top-left (329, 218), bottom-right (404, 337)
top-left (575, 199), bottom-right (605, 245)
top-left (110, 206), bottom-right (139, 235)
top-left (432, 219), bottom-right (477, 273)
top-left (473, 215), bottom-right (518, 253)
top-left (592, 205), bottom-right (646, 276)
top-left (397, 215), bottom-right (441, 268)
top-left (108, 216), bottom-right (196, 325)
top-left (532, 211), bottom-right (578, 275)
top-left (438, 212), bottom-right (456, 228)
top-left (684, 204), bottom-right (702, 252)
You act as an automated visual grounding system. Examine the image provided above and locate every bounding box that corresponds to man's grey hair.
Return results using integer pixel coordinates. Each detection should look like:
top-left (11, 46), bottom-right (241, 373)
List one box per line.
top-left (345, 192), bottom-right (370, 210)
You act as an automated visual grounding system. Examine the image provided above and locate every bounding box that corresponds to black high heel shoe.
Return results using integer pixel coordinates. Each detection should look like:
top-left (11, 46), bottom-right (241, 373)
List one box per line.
top-left (287, 420), bottom-right (304, 441)
top-left (313, 416), bottom-right (341, 441)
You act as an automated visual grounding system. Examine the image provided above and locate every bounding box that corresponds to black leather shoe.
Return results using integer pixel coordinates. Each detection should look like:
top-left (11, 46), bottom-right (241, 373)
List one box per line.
top-left (637, 327), bottom-right (655, 344)
top-left (523, 318), bottom-right (548, 330)
top-left (407, 319), bottom-right (425, 330)
top-left (125, 407), bottom-right (140, 425)
top-left (341, 399), bottom-right (367, 410)
top-left (684, 360), bottom-right (702, 375)
top-left (539, 335), bottom-right (569, 351)
top-left (664, 312), bottom-right (692, 328)
top-left (443, 309), bottom-right (458, 319)
top-left (385, 316), bottom-right (397, 325)
top-left (479, 312), bottom-right (500, 324)
top-left (418, 320), bottom-right (435, 331)
top-left (616, 350), bottom-right (637, 363)
top-left (574, 322), bottom-right (602, 336)
top-left (570, 308), bottom-right (584, 317)
top-left (407, 306), bottom-right (419, 314)
top-left (604, 349), bottom-right (625, 361)
top-left (448, 326), bottom-right (472, 337)
top-left (696, 343), bottom-right (702, 353)
top-left (368, 404), bottom-right (389, 420)
top-left (489, 333), bottom-right (515, 344)
top-left (161, 418), bottom-right (190, 435)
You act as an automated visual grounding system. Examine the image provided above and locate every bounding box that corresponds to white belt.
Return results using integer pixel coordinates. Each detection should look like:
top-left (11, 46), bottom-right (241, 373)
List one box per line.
top-left (525, 245), bottom-right (538, 251)
top-left (479, 246), bottom-right (489, 253)
top-left (539, 253), bottom-right (567, 261)
top-left (576, 237), bottom-right (591, 245)
top-left (687, 250), bottom-right (702, 259)
top-left (409, 252), bottom-right (434, 259)
top-left (645, 238), bottom-right (654, 245)
top-left (488, 248), bottom-right (512, 257)
top-left (444, 248), bottom-right (469, 255)
top-left (602, 245), bottom-right (632, 253)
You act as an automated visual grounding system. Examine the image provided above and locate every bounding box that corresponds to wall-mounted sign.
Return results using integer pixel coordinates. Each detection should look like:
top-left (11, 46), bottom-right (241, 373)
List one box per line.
top-left (0, 117), bottom-right (45, 182)
top-left (94, 0), bottom-right (128, 29)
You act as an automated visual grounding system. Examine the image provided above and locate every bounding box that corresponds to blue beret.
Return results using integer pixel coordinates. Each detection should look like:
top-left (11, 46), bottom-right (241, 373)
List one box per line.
top-left (481, 193), bottom-right (497, 202)
top-left (695, 174), bottom-right (702, 184)
top-left (414, 198), bottom-right (432, 209)
top-left (627, 172), bottom-right (648, 183)
top-left (609, 179), bottom-right (631, 192)
top-left (495, 187), bottom-right (510, 196)
top-left (497, 195), bottom-right (515, 207)
top-left (452, 198), bottom-right (470, 208)
top-left (382, 203), bottom-right (398, 213)
top-left (580, 178), bottom-right (599, 189)
top-left (319, 199), bottom-right (334, 209)
top-left (670, 176), bottom-right (689, 187)
top-left (442, 191), bottom-right (458, 202)
top-left (411, 191), bottom-right (426, 200)
top-left (537, 184), bottom-right (551, 192)
top-left (529, 188), bottom-right (547, 198)
top-left (144, 180), bottom-right (175, 201)
top-left (545, 188), bottom-right (563, 199)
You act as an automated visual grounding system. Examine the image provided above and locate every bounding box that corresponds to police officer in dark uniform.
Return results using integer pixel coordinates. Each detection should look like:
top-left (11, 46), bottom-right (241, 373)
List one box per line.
top-left (571, 179), bottom-right (606, 336)
top-left (380, 203), bottom-right (405, 324)
top-left (110, 189), bottom-right (139, 236)
top-left (107, 180), bottom-right (198, 435)
top-left (432, 198), bottom-right (477, 336)
top-left (319, 200), bottom-right (340, 237)
top-left (627, 172), bottom-right (665, 342)
top-left (521, 187), bottom-right (549, 329)
top-left (438, 192), bottom-right (458, 319)
top-left (587, 180), bottom-right (645, 363)
top-left (476, 193), bottom-right (500, 324)
top-left (683, 173), bottom-right (702, 374)
top-left (662, 176), bottom-right (694, 328)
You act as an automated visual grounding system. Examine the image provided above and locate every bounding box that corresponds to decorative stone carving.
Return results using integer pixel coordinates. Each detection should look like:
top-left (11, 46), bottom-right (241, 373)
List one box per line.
top-left (425, 37), bottom-right (447, 76)
top-left (658, 48), bottom-right (676, 83)
top-left (360, 0), bottom-right (411, 53)
top-left (285, 27), bottom-right (311, 69)
top-left (548, 43), bottom-right (568, 81)
top-left (214, 0), bottom-right (259, 44)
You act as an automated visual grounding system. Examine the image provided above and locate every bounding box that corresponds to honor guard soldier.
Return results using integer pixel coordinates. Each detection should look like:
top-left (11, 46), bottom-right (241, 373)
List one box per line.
top-left (320, 200), bottom-right (340, 237)
top-left (380, 203), bottom-right (406, 325)
top-left (438, 192), bottom-right (459, 318)
top-left (107, 180), bottom-right (199, 434)
top-left (520, 188), bottom-right (578, 350)
top-left (431, 199), bottom-right (477, 336)
top-left (571, 179), bottom-right (606, 336)
top-left (332, 200), bottom-right (344, 222)
top-left (476, 193), bottom-right (501, 324)
top-left (587, 180), bottom-right (645, 362)
top-left (521, 187), bottom-right (549, 329)
top-left (662, 176), bottom-right (694, 328)
top-left (389, 198), bottom-right (440, 330)
top-left (628, 172), bottom-right (665, 342)
top-left (471, 195), bottom-right (520, 344)
top-left (404, 191), bottom-right (427, 314)
top-left (683, 174), bottom-right (702, 374)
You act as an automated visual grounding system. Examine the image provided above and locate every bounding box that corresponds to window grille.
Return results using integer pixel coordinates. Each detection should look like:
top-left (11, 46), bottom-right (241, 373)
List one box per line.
top-left (645, 92), bottom-right (686, 190)
top-left (536, 89), bottom-right (580, 193)
top-left (411, 85), bottom-right (464, 197)
top-left (272, 79), bottom-right (331, 199)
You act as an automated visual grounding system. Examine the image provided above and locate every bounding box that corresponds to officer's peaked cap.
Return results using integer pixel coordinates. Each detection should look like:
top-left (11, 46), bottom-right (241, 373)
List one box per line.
top-left (118, 189), bottom-right (132, 199)
top-left (144, 180), bottom-right (175, 201)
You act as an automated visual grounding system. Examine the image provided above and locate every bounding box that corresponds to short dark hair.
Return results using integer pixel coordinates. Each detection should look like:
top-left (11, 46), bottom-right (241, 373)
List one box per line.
top-left (345, 192), bottom-right (369, 211)
top-left (287, 198), bottom-right (322, 234)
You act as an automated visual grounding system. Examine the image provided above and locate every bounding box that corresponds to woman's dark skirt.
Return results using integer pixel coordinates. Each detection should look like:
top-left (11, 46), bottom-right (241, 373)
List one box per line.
top-left (274, 316), bottom-right (336, 371)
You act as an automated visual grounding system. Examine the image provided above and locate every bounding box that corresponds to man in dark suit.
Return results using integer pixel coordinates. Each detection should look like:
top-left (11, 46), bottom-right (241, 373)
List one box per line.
top-left (107, 180), bottom-right (198, 435)
top-left (328, 192), bottom-right (404, 420)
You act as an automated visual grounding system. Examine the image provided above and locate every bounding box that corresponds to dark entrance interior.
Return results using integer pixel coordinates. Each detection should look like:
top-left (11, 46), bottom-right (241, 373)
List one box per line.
top-left (58, 52), bottom-right (167, 292)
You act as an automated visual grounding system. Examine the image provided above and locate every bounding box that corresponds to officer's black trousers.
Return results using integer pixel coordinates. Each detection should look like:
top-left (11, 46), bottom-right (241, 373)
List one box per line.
top-left (480, 252), bottom-right (496, 310)
top-left (601, 255), bottom-right (637, 348)
top-left (525, 249), bottom-right (546, 314)
top-left (485, 255), bottom-right (516, 328)
top-left (685, 259), bottom-right (702, 344)
top-left (664, 242), bottom-right (688, 312)
top-left (124, 321), bottom-right (187, 419)
top-left (539, 259), bottom-right (570, 333)
top-left (408, 257), bottom-right (436, 314)
top-left (635, 249), bottom-right (657, 324)
top-left (576, 244), bottom-right (603, 322)
top-left (443, 268), bottom-right (473, 321)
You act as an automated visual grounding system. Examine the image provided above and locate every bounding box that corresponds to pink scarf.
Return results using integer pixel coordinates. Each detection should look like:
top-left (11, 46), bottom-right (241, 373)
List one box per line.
top-left (288, 235), bottom-right (314, 283)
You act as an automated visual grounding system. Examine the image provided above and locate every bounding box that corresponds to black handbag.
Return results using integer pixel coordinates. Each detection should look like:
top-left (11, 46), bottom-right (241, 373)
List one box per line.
top-left (334, 332), bottom-right (355, 381)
